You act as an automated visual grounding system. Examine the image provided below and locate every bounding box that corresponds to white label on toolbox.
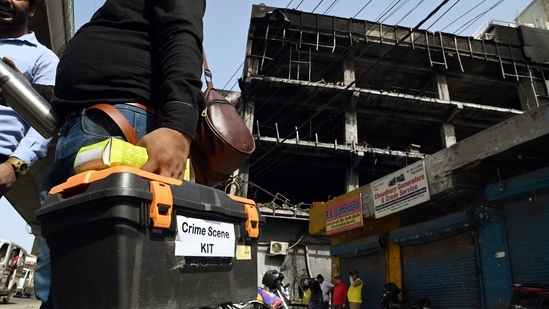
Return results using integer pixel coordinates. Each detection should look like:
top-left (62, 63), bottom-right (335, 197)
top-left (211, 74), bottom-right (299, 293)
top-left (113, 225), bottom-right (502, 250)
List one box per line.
top-left (175, 216), bottom-right (235, 257)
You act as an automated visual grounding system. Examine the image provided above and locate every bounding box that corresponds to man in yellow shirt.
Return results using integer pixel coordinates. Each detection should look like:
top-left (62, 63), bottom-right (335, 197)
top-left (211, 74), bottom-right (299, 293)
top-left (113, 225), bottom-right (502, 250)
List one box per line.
top-left (347, 271), bottom-right (363, 309)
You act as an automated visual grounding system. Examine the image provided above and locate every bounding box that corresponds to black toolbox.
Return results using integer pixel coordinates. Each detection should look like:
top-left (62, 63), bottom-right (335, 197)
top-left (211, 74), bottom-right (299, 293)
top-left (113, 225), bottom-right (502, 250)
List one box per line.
top-left (37, 166), bottom-right (261, 309)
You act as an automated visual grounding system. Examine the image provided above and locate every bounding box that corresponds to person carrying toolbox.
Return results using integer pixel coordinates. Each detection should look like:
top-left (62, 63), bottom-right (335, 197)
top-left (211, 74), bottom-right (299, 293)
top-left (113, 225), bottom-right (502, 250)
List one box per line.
top-left (34, 1), bottom-right (206, 308)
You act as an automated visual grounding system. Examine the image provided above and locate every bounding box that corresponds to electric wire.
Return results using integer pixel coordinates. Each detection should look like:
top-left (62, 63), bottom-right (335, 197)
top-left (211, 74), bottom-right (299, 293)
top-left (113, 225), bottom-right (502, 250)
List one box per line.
top-left (294, 0), bottom-right (306, 10)
top-left (312, 0), bottom-right (506, 143)
top-left (454, 0), bottom-right (504, 35)
top-left (244, 0), bottom-right (400, 118)
top-left (311, 0), bottom-right (325, 14)
top-left (440, 0), bottom-right (487, 32)
top-left (243, 2), bottom-right (450, 180)
top-left (394, 0), bottom-right (425, 25)
top-left (351, 0), bottom-right (452, 89)
top-left (218, 0), bottom-right (506, 94)
top-left (239, 26), bottom-right (402, 180)
top-left (374, 0), bottom-right (402, 23)
top-left (219, 0), bottom-right (311, 91)
top-left (245, 1), bottom-right (453, 181)
top-left (353, 0), bottom-right (375, 19)
top-left (243, 44), bottom-right (360, 177)
top-left (217, 0), bottom-right (310, 91)
top-left (379, 0), bottom-right (411, 24)
top-left (360, 0), bottom-right (507, 100)
top-left (226, 1), bottom-right (509, 186)
top-left (425, 0), bottom-right (461, 30)
top-left (241, 23), bottom-right (353, 128)
top-left (243, 4), bottom-right (377, 130)
top-left (322, 0), bottom-right (340, 15)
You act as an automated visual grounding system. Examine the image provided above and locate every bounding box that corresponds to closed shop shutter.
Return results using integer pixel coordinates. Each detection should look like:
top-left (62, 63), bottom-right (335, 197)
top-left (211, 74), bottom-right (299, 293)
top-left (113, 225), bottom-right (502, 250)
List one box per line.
top-left (503, 192), bottom-right (549, 283)
top-left (401, 231), bottom-right (481, 308)
top-left (340, 250), bottom-right (386, 309)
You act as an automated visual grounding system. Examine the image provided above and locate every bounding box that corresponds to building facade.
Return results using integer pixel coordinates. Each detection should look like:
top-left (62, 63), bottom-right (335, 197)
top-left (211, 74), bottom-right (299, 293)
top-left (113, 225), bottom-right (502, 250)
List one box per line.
top-left (236, 3), bottom-right (549, 309)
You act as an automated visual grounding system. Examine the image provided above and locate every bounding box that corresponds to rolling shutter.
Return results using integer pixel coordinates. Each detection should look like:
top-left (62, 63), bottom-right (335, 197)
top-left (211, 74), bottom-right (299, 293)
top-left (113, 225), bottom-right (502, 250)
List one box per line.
top-left (503, 192), bottom-right (549, 283)
top-left (340, 250), bottom-right (386, 309)
top-left (401, 231), bottom-right (481, 308)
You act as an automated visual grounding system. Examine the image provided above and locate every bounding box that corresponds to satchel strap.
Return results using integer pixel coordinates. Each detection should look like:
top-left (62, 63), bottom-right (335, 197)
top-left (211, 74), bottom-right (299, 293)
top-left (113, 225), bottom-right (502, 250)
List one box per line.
top-left (87, 103), bottom-right (139, 145)
top-left (202, 49), bottom-right (214, 90)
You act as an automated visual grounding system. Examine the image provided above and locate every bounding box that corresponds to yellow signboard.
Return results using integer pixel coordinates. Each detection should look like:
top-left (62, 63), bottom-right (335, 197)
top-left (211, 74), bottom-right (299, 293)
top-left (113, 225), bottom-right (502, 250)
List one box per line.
top-left (325, 193), bottom-right (363, 236)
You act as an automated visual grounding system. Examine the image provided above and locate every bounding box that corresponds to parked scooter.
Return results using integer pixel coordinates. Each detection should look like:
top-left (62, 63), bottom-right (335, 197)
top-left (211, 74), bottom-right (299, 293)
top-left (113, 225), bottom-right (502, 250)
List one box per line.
top-left (222, 270), bottom-right (291, 309)
top-left (256, 270), bottom-right (291, 309)
top-left (509, 283), bottom-right (549, 309)
top-left (379, 283), bottom-right (431, 309)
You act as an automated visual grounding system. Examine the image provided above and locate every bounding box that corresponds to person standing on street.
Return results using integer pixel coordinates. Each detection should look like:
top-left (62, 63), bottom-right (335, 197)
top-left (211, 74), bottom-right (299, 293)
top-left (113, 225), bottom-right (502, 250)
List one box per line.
top-left (34, 1), bottom-right (206, 308)
top-left (0, 0), bottom-right (58, 197)
top-left (332, 275), bottom-right (347, 309)
top-left (316, 274), bottom-right (334, 309)
top-left (347, 271), bottom-right (363, 309)
top-left (309, 281), bottom-right (324, 309)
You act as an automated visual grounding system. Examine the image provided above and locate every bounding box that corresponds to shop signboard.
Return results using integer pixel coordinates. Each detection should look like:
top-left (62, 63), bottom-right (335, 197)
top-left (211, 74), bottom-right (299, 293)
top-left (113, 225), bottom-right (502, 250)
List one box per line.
top-left (325, 192), bottom-right (363, 236)
top-left (372, 160), bottom-right (430, 218)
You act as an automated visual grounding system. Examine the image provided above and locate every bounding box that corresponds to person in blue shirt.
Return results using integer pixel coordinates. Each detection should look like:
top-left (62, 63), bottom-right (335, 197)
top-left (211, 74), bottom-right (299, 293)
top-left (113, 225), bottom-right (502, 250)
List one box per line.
top-left (0, 0), bottom-right (59, 197)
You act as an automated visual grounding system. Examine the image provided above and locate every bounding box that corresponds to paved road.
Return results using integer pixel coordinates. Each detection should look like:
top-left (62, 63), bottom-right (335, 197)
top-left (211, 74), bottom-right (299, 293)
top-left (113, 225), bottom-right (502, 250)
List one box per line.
top-left (1, 296), bottom-right (40, 309)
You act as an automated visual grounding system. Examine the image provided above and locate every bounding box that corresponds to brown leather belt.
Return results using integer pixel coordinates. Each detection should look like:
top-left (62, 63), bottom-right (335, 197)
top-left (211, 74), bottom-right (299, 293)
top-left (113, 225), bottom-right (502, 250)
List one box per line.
top-left (124, 102), bottom-right (156, 115)
top-left (67, 102), bottom-right (154, 145)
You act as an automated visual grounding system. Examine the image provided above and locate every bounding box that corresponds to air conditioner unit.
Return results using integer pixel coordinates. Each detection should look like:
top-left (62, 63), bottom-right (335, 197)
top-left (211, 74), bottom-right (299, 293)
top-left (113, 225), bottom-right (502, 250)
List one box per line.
top-left (268, 241), bottom-right (289, 256)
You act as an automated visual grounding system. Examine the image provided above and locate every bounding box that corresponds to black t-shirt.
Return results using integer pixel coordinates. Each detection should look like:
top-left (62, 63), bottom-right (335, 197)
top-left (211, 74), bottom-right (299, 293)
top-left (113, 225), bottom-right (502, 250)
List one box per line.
top-left (52, 0), bottom-right (206, 137)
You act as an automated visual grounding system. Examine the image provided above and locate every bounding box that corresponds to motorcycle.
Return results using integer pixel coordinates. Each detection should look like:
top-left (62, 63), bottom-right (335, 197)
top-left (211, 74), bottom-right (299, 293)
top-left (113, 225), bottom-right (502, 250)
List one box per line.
top-left (257, 270), bottom-right (291, 309)
top-left (509, 283), bottom-right (549, 309)
top-left (222, 270), bottom-right (291, 309)
top-left (379, 283), bottom-right (431, 309)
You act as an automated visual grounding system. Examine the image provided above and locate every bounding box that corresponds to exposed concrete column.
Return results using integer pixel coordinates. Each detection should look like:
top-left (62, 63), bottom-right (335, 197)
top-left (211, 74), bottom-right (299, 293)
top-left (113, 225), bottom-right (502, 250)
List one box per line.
top-left (231, 164), bottom-right (251, 197)
top-left (344, 93), bottom-right (359, 145)
top-left (236, 38), bottom-right (260, 198)
top-left (343, 58), bottom-right (358, 146)
top-left (345, 160), bottom-right (360, 192)
top-left (230, 96), bottom-right (255, 197)
top-left (436, 72), bottom-right (456, 148)
top-left (440, 123), bottom-right (456, 147)
top-left (344, 58), bottom-right (359, 191)
top-left (244, 37), bottom-right (260, 78)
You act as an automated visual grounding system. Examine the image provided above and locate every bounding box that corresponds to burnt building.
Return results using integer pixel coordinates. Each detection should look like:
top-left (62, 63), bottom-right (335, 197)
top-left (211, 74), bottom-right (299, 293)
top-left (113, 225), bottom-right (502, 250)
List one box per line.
top-left (234, 3), bottom-right (549, 308)
top-left (235, 3), bottom-right (548, 209)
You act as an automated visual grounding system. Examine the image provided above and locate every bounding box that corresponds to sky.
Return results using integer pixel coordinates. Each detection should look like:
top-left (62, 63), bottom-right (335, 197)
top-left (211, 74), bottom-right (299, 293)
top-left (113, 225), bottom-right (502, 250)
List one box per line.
top-left (0, 0), bottom-right (532, 252)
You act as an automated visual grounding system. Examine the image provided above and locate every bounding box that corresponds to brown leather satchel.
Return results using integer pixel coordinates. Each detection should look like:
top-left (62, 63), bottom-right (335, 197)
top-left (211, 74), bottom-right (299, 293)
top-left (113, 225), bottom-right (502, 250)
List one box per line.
top-left (82, 52), bottom-right (254, 187)
top-left (190, 51), bottom-right (256, 187)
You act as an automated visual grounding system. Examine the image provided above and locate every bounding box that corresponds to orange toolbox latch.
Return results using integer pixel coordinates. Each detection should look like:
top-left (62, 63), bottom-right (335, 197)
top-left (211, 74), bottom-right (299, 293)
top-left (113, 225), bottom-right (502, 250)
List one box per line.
top-left (149, 180), bottom-right (173, 229)
top-left (229, 195), bottom-right (260, 239)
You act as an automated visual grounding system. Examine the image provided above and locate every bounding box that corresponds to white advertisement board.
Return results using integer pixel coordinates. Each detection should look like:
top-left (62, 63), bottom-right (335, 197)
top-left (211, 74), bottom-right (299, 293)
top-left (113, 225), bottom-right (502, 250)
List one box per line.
top-left (372, 160), bottom-right (430, 218)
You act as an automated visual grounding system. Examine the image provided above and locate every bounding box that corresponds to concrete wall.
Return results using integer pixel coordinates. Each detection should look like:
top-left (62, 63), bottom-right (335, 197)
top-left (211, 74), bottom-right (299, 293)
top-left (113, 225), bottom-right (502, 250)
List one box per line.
top-left (517, 0), bottom-right (549, 29)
